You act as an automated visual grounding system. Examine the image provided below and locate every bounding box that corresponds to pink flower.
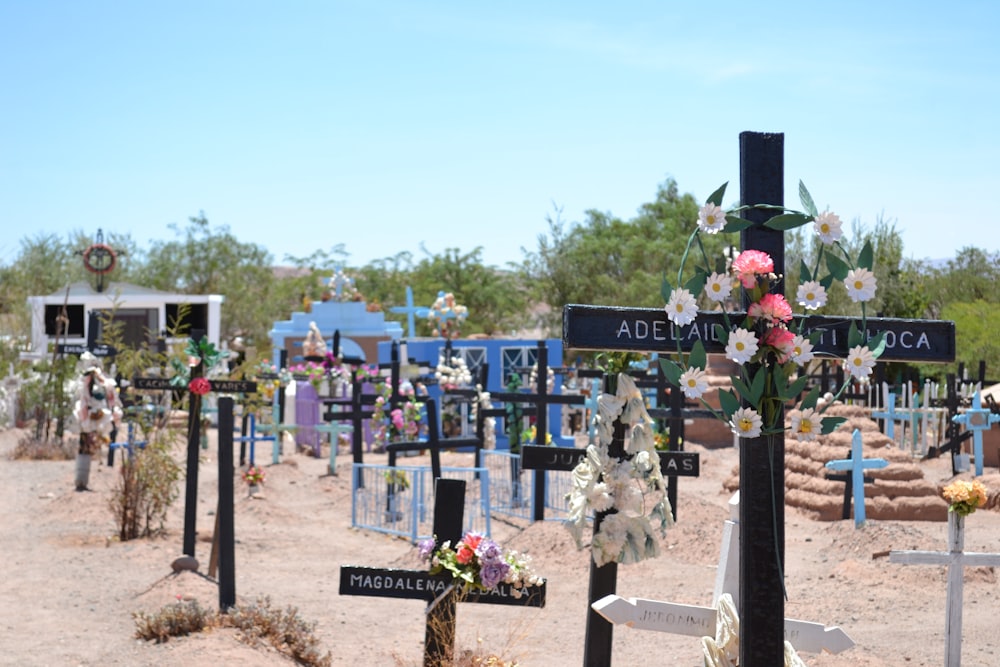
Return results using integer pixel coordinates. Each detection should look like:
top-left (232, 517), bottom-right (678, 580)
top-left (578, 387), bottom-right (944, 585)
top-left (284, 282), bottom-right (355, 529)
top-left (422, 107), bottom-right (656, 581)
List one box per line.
top-left (391, 408), bottom-right (405, 430)
top-left (731, 250), bottom-right (774, 288)
top-left (188, 377), bottom-right (211, 395)
top-left (762, 327), bottom-right (795, 363)
top-left (748, 293), bottom-right (793, 324)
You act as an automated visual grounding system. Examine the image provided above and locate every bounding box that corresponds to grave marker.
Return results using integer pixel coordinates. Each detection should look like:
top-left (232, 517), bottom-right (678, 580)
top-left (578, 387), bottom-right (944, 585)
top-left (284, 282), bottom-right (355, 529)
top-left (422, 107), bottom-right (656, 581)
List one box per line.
top-left (389, 286), bottom-right (430, 339)
top-left (339, 478), bottom-right (545, 666)
top-left (562, 131), bottom-right (955, 665)
top-left (824, 429), bottom-right (889, 527)
top-left (890, 513), bottom-right (1000, 667)
top-left (951, 392), bottom-right (1000, 476)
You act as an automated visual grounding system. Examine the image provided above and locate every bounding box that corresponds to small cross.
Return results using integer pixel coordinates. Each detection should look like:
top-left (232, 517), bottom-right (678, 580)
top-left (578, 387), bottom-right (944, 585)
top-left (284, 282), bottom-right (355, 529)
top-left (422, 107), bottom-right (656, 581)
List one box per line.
top-left (328, 266), bottom-right (354, 300)
top-left (824, 429), bottom-right (889, 527)
top-left (871, 392), bottom-right (902, 440)
top-left (390, 286), bottom-right (430, 338)
top-left (890, 512), bottom-right (1000, 667)
top-left (951, 391), bottom-right (1000, 476)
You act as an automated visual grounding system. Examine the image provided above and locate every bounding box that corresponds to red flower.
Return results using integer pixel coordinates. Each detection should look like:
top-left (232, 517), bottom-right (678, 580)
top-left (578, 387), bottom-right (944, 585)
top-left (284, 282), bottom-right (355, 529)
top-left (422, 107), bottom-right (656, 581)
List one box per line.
top-left (455, 532), bottom-right (483, 565)
top-left (188, 377), bottom-right (212, 395)
top-left (762, 327), bottom-right (796, 363)
top-left (749, 293), bottom-right (793, 324)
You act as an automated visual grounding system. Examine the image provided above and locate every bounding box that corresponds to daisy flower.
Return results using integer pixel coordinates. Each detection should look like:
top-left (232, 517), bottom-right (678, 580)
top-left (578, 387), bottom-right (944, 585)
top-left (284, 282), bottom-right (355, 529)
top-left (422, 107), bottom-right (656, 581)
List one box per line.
top-left (725, 328), bottom-right (759, 365)
top-left (845, 345), bottom-right (876, 381)
top-left (698, 203), bottom-right (727, 234)
top-left (665, 288), bottom-right (698, 327)
top-left (814, 211), bottom-right (843, 245)
top-left (845, 268), bottom-right (877, 302)
top-left (796, 281), bottom-right (827, 310)
top-left (730, 407), bottom-right (763, 439)
top-left (789, 334), bottom-right (815, 365)
top-left (789, 408), bottom-right (819, 441)
top-left (704, 271), bottom-right (735, 303)
top-left (678, 367), bottom-right (709, 399)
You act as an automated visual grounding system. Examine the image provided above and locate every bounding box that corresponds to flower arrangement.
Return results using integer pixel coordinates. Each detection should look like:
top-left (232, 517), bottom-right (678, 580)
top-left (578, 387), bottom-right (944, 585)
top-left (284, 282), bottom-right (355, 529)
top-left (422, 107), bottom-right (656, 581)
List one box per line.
top-left (428, 291), bottom-right (468, 339)
top-left (659, 181), bottom-right (887, 440)
top-left (384, 468), bottom-right (410, 490)
top-left (288, 361), bottom-right (326, 393)
top-left (188, 377), bottom-right (211, 396)
top-left (370, 382), bottom-right (424, 449)
top-left (520, 424), bottom-right (552, 446)
top-left (942, 479), bottom-right (988, 516)
top-left (169, 336), bottom-right (229, 389)
top-left (528, 362), bottom-right (556, 395)
top-left (242, 465), bottom-right (266, 486)
top-left (418, 531), bottom-right (543, 597)
top-left (566, 368), bottom-right (674, 567)
top-left (435, 352), bottom-right (472, 389)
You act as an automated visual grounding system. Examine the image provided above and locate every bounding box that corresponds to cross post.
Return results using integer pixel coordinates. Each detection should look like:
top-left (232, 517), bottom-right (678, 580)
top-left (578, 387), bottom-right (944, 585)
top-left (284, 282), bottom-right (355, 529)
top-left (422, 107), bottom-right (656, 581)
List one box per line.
top-left (951, 391), bottom-right (1000, 476)
top-left (389, 286), bottom-right (430, 338)
top-left (824, 429), bottom-right (889, 527)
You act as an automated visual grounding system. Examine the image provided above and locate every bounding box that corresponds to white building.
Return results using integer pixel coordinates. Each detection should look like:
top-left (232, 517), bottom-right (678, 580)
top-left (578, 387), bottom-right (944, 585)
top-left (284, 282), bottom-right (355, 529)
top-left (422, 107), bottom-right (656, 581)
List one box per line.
top-left (22, 281), bottom-right (223, 361)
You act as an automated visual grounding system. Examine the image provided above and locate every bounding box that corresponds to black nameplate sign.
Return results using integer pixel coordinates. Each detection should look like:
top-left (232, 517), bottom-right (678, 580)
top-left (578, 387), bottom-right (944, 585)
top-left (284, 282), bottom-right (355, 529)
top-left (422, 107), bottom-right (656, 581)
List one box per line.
top-left (520, 445), bottom-right (699, 477)
top-left (339, 566), bottom-right (546, 607)
top-left (133, 377), bottom-right (257, 393)
top-left (563, 304), bottom-right (956, 363)
top-left (58, 343), bottom-right (116, 357)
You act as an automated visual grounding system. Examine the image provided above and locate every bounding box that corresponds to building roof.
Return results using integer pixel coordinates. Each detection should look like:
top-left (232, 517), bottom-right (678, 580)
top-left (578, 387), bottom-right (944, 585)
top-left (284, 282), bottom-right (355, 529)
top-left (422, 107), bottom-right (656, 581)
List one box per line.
top-left (46, 281), bottom-right (176, 299)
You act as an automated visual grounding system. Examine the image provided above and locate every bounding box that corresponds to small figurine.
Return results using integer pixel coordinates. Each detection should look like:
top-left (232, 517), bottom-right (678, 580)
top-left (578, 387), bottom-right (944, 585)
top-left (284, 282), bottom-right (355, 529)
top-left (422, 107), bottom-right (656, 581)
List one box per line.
top-left (73, 353), bottom-right (122, 490)
top-left (302, 321), bottom-right (328, 359)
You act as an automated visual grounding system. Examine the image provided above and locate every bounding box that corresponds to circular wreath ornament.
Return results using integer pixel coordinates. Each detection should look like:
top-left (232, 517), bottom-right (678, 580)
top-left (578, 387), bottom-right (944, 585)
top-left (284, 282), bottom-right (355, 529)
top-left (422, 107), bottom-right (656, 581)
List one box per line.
top-left (82, 243), bottom-right (117, 274)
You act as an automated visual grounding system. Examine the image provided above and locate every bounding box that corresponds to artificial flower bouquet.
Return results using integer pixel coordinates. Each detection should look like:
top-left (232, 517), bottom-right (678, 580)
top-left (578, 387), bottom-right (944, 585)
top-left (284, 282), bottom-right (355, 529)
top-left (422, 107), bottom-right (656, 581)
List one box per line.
top-left (659, 181), bottom-right (887, 441)
top-left (942, 479), bottom-right (988, 516)
top-left (242, 465), bottom-right (266, 486)
top-left (418, 531), bottom-right (543, 597)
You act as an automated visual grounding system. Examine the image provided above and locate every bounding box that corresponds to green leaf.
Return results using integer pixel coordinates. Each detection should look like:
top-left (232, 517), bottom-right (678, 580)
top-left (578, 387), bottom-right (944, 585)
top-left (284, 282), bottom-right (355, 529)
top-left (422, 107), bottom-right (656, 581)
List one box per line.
top-left (658, 358), bottom-right (683, 385)
top-left (749, 366), bottom-right (767, 406)
top-left (722, 215), bottom-right (754, 233)
top-left (713, 323), bottom-right (729, 345)
top-left (808, 329), bottom-right (825, 345)
top-left (820, 416), bottom-right (848, 434)
top-left (718, 389), bottom-right (741, 418)
top-left (848, 321), bottom-right (862, 348)
top-left (706, 182), bottom-right (728, 207)
top-left (819, 272), bottom-right (836, 290)
top-left (799, 259), bottom-right (812, 284)
top-left (661, 275), bottom-right (673, 303)
top-left (783, 374), bottom-right (810, 401)
top-left (732, 375), bottom-right (753, 403)
top-left (800, 385), bottom-right (821, 410)
top-left (798, 181), bottom-right (819, 218)
top-left (867, 330), bottom-right (887, 359)
top-left (824, 252), bottom-right (850, 281)
top-left (684, 269), bottom-right (707, 296)
top-left (763, 213), bottom-right (812, 231)
top-left (858, 240), bottom-right (874, 271)
top-left (689, 340), bottom-right (707, 371)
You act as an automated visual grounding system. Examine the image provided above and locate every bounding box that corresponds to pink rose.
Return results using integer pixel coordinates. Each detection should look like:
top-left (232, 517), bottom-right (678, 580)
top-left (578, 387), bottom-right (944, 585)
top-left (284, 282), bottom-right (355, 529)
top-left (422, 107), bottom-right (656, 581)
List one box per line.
top-left (762, 327), bottom-right (796, 363)
top-left (188, 377), bottom-right (212, 396)
top-left (732, 249), bottom-right (774, 288)
top-left (748, 293), bottom-right (793, 324)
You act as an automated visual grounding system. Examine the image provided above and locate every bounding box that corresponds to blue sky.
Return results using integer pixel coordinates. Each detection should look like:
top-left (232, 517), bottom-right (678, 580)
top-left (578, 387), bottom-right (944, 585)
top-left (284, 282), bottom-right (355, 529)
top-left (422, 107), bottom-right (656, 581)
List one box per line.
top-left (2, 1), bottom-right (996, 271)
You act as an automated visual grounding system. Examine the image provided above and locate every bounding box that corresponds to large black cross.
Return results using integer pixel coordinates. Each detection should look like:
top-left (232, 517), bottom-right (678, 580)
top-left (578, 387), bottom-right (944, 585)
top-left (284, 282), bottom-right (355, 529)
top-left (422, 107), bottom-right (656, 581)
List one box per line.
top-left (339, 478), bottom-right (546, 666)
top-left (133, 338), bottom-right (257, 560)
top-left (562, 132), bottom-right (956, 666)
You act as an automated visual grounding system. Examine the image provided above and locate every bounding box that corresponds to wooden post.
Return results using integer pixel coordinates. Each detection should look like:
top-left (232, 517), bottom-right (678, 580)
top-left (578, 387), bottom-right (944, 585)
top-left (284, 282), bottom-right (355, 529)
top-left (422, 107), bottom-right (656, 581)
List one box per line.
top-left (424, 478), bottom-right (465, 667)
top-left (217, 396), bottom-right (236, 611)
top-left (738, 131), bottom-right (787, 666)
top-left (182, 331), bottom-right (205, 558)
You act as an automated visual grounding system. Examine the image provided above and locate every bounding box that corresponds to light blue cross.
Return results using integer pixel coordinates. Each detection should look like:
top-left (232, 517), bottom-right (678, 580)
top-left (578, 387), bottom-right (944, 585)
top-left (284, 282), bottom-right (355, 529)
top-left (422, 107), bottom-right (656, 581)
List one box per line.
top-left (389, 286), bottom-right (430, 338)
top-left (315, 420), bottom-right (353, 476)
top-left (585, 377), bottom-right (601, 446)
top-left (952, 391), bottom-right (1000, 476)
top-left (825, 429), bottom-right (889, 528)
top-left (255, 392), bottom-right (297, 464)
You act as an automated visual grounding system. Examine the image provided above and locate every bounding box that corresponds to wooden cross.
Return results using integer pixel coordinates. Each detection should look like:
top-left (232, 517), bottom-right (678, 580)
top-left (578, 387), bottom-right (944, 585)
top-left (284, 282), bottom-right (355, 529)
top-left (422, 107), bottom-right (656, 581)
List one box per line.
top-left (592, 490), bottom-right (854, 655)
top-left (107, 420), bottom-right (146, 466)
top-left (339, 478), bottom-right (546, 666)
top-left (133, 358), bottom-right (257, 559)
top-left (951, 391), bottom-right (1000, 476)
top-left (823, 429), bottom-right (889, 527)
top-left (562, 132), bottom-right (956, 665)
top-left (871, 392), bottom-right (903, 440)
top-left (389, 285), bottom-right (430, 338)
top-left (890, 512), bottom-right (1000, 667)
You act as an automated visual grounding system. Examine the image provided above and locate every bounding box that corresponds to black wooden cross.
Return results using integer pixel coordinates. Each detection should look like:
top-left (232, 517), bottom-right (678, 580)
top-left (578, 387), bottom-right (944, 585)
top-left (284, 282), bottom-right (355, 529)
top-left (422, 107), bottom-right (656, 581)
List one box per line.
top-left (562, 132), bottom-right (956, 666)
top-left (339, 478), bottom-right (546, 666)
top-left (133, 334), bottom-right (257, 560)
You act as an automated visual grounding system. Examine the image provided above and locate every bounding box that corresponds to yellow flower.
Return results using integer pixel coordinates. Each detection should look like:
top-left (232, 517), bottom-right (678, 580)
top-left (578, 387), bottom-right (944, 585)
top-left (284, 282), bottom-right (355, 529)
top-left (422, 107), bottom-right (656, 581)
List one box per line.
top-left (942, 480), bottom-right (988, 516)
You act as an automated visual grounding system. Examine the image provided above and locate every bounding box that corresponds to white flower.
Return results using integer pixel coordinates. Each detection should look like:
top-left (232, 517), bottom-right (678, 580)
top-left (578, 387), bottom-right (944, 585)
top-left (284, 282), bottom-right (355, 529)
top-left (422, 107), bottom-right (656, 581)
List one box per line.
top-left (845, 345), bottom-right (876, 381)
top-left (796, 281), bottom-right (827, 310)
top-left (704, 271), bottom-right (735, 303)
top-left (617, 374), bottom-right (650, 425)
top-left (698, 203), bottom-right (727, 234)
top-left (627, 421), bottom-right (655, 455)
top-left (729, 407), bottom-right (763, 439)
top-left (845, 268), bottom-right (877, 302)
top-left (814, 211), bottom-right (842, 245)
top-left (790, 334), bottom-right (814, 365)
top-left (586, 482), bottom-right (615, 513)
top-left (665, 288), bottom-right (698, 327)
top-left (596, 392), bottom-right (626, 444)
top-left (789, 408), bottom-right (820, 441)
top-left (725, 328), bottom-right (759, 365)
top-left (678, 367), bottom-right (709, 399)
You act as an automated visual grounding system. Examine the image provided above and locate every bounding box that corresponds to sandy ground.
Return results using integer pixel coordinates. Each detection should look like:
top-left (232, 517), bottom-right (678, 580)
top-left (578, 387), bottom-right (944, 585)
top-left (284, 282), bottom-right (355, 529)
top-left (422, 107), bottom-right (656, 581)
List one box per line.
top-left (2, 419), bottom-right (1000, 667)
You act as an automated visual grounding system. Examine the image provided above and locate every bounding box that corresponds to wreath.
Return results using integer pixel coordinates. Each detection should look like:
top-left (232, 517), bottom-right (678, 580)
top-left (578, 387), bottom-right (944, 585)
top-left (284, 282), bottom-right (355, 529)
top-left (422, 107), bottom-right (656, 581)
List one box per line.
top-left (82, 243), bottom-right (118, 274)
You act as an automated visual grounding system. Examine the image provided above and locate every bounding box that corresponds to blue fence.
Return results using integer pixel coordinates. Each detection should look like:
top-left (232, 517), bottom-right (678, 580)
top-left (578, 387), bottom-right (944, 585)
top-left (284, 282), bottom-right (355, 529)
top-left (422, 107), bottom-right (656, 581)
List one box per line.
top-left (351, 463), bottom-right (490, 542)
top-left (481, 450), bottom-right (575, 521)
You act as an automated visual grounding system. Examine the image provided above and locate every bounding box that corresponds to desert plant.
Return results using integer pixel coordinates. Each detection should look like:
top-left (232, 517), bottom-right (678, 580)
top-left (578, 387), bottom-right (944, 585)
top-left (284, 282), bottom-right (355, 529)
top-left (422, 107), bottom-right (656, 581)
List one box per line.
top-left (134, 596), bottom-right (332, 667)
top-left (11, 433), bottom-right (75, 460)
top-left (109, 433), bottom-right (182, 540)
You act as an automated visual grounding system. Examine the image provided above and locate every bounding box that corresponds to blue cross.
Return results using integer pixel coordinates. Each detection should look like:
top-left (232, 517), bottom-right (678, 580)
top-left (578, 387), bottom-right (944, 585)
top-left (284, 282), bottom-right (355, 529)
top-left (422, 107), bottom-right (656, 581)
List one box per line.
top-left (255, 392), bottom-right (298, 464)
top-left (871, 392), bottom-right (901, 440)
top-left (234, 413), bottom-right (275, 467)
top-left (825, 429), bottom-right (889, 528)
top-left (585, 377), bottom-right (601, 446)
top-left (389, 286), bottom-right (430, 338)
top-left (315, 420), bottom-right (353, 475)
top-left (952, 391), bottom-right (1000, 476)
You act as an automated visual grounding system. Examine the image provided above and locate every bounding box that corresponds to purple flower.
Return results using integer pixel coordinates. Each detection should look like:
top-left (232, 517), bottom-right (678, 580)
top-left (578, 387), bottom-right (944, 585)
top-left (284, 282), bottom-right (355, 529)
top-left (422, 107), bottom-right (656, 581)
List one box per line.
top-left (418, 538), bottom-right (436, 561)
top-left (476, 539), bottom-right (504, 564)
top-left (479, 560), bottom-right (510, 589)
